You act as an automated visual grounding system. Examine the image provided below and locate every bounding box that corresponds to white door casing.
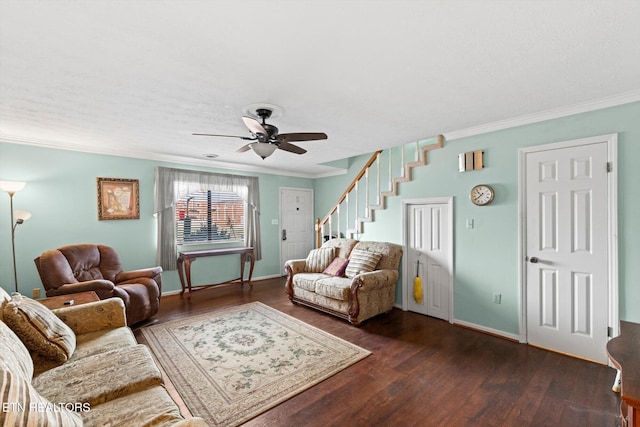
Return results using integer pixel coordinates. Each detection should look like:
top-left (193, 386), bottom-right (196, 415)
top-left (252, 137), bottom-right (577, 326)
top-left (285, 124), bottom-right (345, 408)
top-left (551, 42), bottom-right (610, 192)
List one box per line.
top-left (519, 134), bottom-right (618, 364)
top-left (279, 187), bottom-right (314, 275)
top-left (402, 197), bottom-right (454, 322)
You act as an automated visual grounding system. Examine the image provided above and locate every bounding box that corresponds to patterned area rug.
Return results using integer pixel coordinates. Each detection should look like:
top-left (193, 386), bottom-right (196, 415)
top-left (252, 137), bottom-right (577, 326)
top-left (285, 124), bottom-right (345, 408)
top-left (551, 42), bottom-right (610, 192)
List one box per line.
top-left (141, 302), bottom-right (371, 426)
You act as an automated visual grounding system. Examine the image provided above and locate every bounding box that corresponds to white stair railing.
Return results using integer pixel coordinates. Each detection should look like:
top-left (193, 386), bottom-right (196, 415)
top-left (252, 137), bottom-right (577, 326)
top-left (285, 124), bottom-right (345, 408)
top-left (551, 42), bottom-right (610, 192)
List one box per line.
top-left (316, 135), bottom-right (443, 247)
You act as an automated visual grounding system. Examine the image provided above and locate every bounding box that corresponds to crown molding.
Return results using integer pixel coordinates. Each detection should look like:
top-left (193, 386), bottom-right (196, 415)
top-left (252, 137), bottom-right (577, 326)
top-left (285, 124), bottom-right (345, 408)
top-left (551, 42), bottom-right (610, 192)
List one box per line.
top-left (3, 91), bottom-right (639, 177)
top-left (0, 134), bottom-right (347, 179)
top-left (443, 90), bottom-right (640, 141)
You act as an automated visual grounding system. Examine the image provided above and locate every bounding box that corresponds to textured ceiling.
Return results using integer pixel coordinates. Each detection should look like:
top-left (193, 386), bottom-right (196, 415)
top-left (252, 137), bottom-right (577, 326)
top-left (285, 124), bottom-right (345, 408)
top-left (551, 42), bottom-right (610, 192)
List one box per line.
top-left (1, 1), bottom-right (639, 177)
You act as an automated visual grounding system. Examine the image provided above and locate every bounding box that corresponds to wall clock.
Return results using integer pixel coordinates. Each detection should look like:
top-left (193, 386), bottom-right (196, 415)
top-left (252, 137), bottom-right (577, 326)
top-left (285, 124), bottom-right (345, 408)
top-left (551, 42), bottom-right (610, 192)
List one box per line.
top-left (470, 184), bottom-right (495, 206)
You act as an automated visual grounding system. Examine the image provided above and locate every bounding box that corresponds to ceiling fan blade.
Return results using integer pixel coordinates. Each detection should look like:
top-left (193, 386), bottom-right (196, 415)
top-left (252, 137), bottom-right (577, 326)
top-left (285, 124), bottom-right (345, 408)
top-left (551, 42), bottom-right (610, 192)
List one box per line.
top-left (277, 132), bottom-right (328, 143)
top-left (242, 116), bottom-right (268, 136)
top-left (277, 141), bottom-right (307, 155)
top-left (193, 133), bottom-right (254, 140)
top-left (236, 143), bottom-right (253, 153)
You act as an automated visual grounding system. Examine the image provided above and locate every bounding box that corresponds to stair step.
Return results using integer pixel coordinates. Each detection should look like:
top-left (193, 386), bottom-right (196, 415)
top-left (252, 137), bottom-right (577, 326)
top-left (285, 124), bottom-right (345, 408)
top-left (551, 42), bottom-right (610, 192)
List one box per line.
top-left (316, 136), bottom-right (443, 246)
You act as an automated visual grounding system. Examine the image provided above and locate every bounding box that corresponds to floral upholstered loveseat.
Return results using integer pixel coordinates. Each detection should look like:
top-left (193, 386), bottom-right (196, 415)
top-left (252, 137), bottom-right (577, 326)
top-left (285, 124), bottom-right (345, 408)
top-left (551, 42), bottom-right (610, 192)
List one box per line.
top-left (285, 238), bottom-right (403, 325)
top-left (0, 286), bottom-right (208, 427)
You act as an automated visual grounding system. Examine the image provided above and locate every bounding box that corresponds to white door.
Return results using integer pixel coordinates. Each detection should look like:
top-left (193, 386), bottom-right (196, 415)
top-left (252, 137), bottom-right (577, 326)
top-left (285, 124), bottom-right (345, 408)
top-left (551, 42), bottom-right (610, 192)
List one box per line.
top-left (403, 198), bottom-right (453, 322)
top-left (280, 188), bottom-right (314, 274)
top-left (523, 137), bottom-right (614, 364)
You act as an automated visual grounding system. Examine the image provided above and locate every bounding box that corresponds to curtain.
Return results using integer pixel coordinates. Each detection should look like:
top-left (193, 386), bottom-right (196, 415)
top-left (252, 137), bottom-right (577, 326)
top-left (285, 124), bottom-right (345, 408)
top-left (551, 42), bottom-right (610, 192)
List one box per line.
top-left (153, 166), bottom-right (262, 270)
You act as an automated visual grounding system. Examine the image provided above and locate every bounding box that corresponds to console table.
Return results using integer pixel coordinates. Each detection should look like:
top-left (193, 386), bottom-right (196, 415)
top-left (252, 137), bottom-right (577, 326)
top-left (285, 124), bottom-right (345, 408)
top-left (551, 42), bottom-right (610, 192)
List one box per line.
top-left (177, 247), bottom-right (255, 298)
top-left (607, 321), bottom-right (640, 427)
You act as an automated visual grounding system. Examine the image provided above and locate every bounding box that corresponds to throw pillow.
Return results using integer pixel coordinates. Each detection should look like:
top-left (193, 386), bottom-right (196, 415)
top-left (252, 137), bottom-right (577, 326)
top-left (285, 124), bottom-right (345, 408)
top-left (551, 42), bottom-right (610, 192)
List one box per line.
top-left (322, 257), bottom-right (350, 277)
top-left (3, 294), bottom-right (76, 363)
top-left (0, 361), bottom-right (83, 426)
top-left (304, 247), bottom-right (335, 273)
top-left (0, 320), bottom-right (34, 381)
top-left (345, 249), bottom-right (382, 278)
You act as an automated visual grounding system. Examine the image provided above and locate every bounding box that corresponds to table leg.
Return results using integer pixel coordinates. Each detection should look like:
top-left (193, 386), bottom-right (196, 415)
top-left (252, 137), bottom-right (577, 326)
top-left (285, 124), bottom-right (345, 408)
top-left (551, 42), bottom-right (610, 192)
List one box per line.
top-left (247, 252), bottom-right (255, 284)
top-left (177, 257), bottom-right (186, 297)
top-left (184, 258), bottom-right (195, 299)
top-left (239, 251), bottom-right (255, 288)
top-left (240, 253), bottom-right (246, 286)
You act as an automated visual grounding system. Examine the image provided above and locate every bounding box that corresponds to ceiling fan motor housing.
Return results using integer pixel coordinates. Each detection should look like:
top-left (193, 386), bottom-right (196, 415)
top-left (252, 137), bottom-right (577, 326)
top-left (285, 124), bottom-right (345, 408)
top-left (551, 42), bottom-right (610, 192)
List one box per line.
top-left (253, 108), bottom-right (279, 142)
top-left (262, 124), bottom-right (279, 141)
top-left (255, 108), bottom-right (273, 120)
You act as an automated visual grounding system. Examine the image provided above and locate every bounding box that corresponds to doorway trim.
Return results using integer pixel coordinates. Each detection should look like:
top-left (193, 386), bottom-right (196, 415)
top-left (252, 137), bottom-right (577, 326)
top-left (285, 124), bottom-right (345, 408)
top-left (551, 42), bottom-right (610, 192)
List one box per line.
top-left (517, 134), bottom-right (619, 344)
top-left (401, 196), bottom-right (454, 323)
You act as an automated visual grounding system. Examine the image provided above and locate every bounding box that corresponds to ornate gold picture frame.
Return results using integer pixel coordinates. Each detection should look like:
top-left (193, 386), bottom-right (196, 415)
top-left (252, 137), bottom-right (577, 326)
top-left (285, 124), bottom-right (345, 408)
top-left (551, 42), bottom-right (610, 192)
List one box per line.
top-left (97, 177), bottom-right (140, 220)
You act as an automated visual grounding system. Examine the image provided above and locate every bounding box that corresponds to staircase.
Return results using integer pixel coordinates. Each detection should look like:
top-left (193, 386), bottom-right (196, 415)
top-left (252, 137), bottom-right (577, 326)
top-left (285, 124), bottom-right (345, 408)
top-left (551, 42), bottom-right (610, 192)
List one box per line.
top-left (315, 135), bottom-right (444, 247)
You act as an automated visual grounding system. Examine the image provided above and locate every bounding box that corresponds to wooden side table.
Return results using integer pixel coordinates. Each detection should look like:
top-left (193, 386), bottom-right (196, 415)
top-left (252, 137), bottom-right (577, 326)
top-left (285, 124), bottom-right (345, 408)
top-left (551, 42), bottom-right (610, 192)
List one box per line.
top-left (38, 291), bottom-right (100, 310)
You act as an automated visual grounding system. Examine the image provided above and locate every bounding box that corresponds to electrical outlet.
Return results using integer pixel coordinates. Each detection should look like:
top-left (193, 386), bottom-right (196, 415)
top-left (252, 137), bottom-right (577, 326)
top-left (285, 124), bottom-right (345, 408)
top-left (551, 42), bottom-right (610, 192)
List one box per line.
top-left (492, 292), bottom-right (501, 304)
top-left (32, 288), bottom-right (41, 299)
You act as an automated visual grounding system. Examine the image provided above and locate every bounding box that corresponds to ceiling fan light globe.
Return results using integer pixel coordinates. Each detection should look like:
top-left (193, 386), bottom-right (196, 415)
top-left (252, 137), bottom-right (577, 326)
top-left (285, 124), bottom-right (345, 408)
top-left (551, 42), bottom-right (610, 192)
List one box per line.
top-left (252, 142), bottom-right (277, 159)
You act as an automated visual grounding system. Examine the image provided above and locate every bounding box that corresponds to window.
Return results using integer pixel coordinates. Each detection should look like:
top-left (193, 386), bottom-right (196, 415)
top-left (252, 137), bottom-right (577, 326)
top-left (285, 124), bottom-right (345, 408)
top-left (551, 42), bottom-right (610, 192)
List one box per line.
top-left (175, 189), bottom-right (245, 244)
top-left (154, 166), bottom-right (262, 270)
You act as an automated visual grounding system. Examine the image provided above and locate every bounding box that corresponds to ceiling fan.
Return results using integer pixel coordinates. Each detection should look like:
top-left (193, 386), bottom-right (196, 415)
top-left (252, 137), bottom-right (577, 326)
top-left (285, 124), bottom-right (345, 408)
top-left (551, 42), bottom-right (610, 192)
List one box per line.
top-left (193, 107), bottom-right (328, 159)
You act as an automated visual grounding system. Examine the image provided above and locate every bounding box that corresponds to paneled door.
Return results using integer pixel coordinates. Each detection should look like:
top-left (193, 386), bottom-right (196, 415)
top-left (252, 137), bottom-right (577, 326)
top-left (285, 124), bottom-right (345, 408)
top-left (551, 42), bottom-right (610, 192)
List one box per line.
top-left (403, 198), bottom-right (453, 321)
top-left (279, 188), bottom-right (314, 275)
top-left (522, 136), bottom-right (616, 364)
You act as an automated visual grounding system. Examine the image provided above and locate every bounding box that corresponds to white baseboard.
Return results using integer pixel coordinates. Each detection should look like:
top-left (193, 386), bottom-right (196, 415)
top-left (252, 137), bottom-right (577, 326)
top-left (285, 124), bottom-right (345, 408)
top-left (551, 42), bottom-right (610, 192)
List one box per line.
top-left (393, 304), bottom-right (520, 342)
top-left (453, 318), bottom-right (521, 342)
top-left (160, 273), bottom-right (285, 297)
top-left (253, 273), bottom-right (287, 281)
top-left (161, 289), bottom-right (183, 297)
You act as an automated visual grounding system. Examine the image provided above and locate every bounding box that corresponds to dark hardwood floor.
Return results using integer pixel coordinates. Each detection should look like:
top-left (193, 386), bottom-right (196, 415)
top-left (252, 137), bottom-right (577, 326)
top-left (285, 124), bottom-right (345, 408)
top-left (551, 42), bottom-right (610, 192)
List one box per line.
top-left (134, 277), bottom-right (622, 427)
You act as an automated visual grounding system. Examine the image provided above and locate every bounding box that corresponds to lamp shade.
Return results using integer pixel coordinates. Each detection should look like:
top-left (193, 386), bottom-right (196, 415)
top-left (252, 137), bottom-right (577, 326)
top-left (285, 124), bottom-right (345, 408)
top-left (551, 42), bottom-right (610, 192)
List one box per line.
top-left (0, 180), bottom-right (26, 193)
top-left (15, 210), bottom-right (31, 222)
top-left (251, 143), bottom-right (277, 159)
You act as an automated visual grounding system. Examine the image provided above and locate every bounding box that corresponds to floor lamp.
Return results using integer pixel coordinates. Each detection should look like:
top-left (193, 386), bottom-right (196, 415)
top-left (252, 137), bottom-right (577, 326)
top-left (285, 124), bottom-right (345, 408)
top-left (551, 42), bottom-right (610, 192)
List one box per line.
top-left (0, 180), bottom-right (29, 294)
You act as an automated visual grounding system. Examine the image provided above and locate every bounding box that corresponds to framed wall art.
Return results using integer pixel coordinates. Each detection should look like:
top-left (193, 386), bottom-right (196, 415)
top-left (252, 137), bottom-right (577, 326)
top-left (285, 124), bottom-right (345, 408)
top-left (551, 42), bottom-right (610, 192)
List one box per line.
top-left (97, 177), bottom-right (140, 220)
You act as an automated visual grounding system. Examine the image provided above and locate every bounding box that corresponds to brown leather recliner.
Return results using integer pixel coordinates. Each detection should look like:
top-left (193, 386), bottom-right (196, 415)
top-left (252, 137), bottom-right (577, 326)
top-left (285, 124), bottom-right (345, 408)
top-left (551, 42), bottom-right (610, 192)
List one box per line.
top-left (34, 244), bottom-right (162, 326)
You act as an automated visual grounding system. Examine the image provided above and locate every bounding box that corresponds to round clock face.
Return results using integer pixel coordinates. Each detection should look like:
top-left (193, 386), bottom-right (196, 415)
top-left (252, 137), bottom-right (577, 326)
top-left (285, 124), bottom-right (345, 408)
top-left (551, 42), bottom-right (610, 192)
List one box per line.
top-left (470, 184), bottom-right (495, 206)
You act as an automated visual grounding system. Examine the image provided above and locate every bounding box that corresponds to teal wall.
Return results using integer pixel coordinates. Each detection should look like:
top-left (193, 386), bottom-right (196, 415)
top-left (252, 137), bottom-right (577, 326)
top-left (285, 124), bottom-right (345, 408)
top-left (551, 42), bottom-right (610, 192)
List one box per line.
top-left (1, 102), bottom-right (638, 337)
top-left (315, 101), bottom-right (640, 334)
top-left (0, 144), bottom-right (313, 295)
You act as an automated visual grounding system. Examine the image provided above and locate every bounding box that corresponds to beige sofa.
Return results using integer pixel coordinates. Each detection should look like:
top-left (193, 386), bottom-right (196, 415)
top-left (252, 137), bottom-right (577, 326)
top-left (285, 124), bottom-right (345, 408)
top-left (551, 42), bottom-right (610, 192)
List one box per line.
top-left (0, 286), bottom-right (208, 427)
top-left (285, 238), bottom-right (403, 325)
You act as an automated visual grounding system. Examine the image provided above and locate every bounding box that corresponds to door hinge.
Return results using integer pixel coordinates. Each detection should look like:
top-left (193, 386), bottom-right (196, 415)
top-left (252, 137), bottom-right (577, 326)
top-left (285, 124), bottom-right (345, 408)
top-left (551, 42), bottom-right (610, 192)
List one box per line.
top-left (607, 326), bottom-right (613, 337)
top-left (607, 162), bottom-right (613, 173)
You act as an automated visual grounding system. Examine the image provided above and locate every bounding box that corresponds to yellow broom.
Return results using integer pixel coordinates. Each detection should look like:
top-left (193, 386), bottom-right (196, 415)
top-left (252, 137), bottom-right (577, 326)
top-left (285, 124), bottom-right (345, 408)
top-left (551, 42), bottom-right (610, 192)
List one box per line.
top-left (413, 260), bottom-right (423, 304)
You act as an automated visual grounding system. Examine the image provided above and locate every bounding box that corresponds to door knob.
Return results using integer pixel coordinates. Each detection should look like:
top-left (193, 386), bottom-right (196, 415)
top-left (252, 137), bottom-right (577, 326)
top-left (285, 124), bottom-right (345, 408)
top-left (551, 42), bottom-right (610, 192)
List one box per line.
top-left (529, 257), bottom-right (539, 263)
top-left (282, 229), bottom-right (287, 241)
